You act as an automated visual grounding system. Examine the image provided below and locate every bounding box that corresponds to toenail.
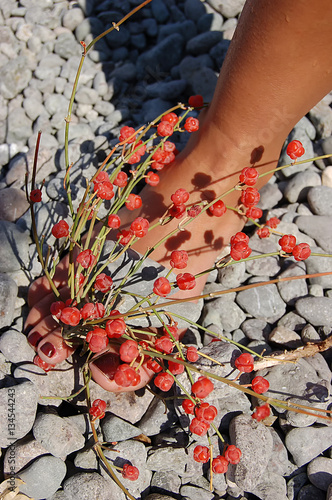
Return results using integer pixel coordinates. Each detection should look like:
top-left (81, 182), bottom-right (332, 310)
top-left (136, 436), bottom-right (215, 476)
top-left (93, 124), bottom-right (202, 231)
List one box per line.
top-left (28, 331), bottom-right (43, 348)
top-left (40, 342), bottom-right (56, 358)
top-left (92, 352), bottom-right (120, 380)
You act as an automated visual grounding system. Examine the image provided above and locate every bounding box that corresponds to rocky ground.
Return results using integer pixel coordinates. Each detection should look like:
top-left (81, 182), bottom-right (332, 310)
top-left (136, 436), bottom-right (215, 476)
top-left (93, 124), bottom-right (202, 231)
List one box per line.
top-left (1, 0), bottom-right (332, 499)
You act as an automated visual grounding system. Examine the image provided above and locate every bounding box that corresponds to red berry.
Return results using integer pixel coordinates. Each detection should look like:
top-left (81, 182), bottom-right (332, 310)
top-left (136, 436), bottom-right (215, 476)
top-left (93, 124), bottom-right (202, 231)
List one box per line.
top-left (279, 234), bottom-right (296, 253)
top-left (252, 376), bottom-right (270, 394)
top-left (130, 217), bottom-right (149, 238)
top-left (286, 140), bottom-right (305, 160)
top-left (189, 417), bottom-right (210, 436)
top-left (133, 140), bottom-right (146, 157)
top-left (241, 187), bottom-right (260, 207)
top-left (239, 167), bottom-right (259, 186)
top-left (145, 171), bottom-right (160, 186)
top-left (153, 277), bottom-right (171, 297)
top-left (86, 327), bottom-right (108, 353)
top-left (155, 336), bottom-right (174, 354)
top-left (127, 151), bottom-right (141, 164)
top-left (52, 220), bottom-right (69, 238)
top-left (193, 445), bottom-right (210, 463)
top-left (162, 112), bottom-right (178, 126)
top-left (89, 398), bottom-right (107, 419)
top-left (60, 306), bottom-right (81, 326)
top-left (154, 372), bottom-right (174, 391)
top-left (117, 229), bottom-right (134, 245)
top-left (94, 171), bottom-right (109, 184)
top-left (208, 199), bottom-right (227, 217)
top-left (122, 463), bottom-right (139, 481)
top-left (152, 149), bottom-right (168, 164)
top-left (76, 249), bottom-right (96, 269)
top-left (224, 445), bottom-right (241, 464)
top-left (171, 188), bottom-right (189, 206)
top-left (188, 95), bottom-right (204, 108)
top-left (119, 126), bottom-right (136, 144)
top-left (30, 189), bottom-right (42, 203)
top-left (91, 398), bottom-right (107, 411)
top-left (246, 207), bottom-right (263, 219)
top-left (266, 217), bottom-right (280, 228)
top-left (230, 241), bottom-right (252, 261)
top-left (157, 121), bottom-right (174, 137)
top-left (187, 205), bottom-right (202, 217)
top-left (169, 203), bottom-right (186, 219)
top-left (106, 314), bottom-right (127, 338)
top-left (119, 340), bottom-right (139, 363)
top-left (234, 353), bottom-right (254, 373)
top-left (186, 346), bottom-right (199, 362)
top-left (257, 226), bottom-right (270, 239)
top-left (252, 403), bottom-right (270, 421)
top-left (182, 399), bottom-right (195, 414)
top-left (168, 356), bottom-right (185, 375)
top-left (176, 273), bottom-right (196, 291)
top-left (81, 302), bottom-right (96, 320)
top-left (94, 273), bottom-right (113, 293)
top-left (212, 456), bottom-right (229, 474)
top-left (163, 323), bottom-right (179, 340)
top-left (151, 161), bottom-right (164, 171)
top-left (147, 358), bottom-right (163, 373)
top-left (107, 214), bottom-right (121, 229)
top-left (170, 250), bottom-right (188, 269)
top-left (113, 171), bottom-right (128, 187)
top-left (33, 355), bottom-right (55, 372)
top-left (125, 193), bottom-right (142, 211)
top-left (184, 117), bottom-right (199, 132)
top-left (230, 232), bottom-right (249, 246)
top-left (50, 301), bottom-right (65, 319)
top-left (114, 364), bottom-right (141, 387)
top-left (195, 402), bottom-right (218, 422)
top-left (94, 181), bottom-right (114, 200)
top-left (164, 141), bottom-right (176, 152)
top-left (191, 376), bottom-right (214, 399)
top-left (292, 242), bottom-right (311, 261)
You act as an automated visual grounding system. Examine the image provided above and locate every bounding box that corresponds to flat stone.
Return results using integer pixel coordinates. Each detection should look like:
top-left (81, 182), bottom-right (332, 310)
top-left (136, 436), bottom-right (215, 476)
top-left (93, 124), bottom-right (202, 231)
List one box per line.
top-left (284, 170), bottom-right (321, 203)
top-left (307, 185), bottom-right (332, 215)
top-left (307, 456), bottom-right (332, 491)
top-left (101, 414), bottom-right (141, 442)
top-left (277, 260), bottom-right (308, 305)
top-left (0, 275), bottom-right (18, 328)
top-left (295, 215), bottom-right (332, 252)
top-left (33, 412), bottom-right (85, 458)
top-left (3, 437), bottom-right (49, 476)
top-left (305, 246), bottom-right (332, 288)
top-left (63, 472), bottom-right (112, 500)
top-left (251, 472), bottom-right (288, 500)
top-left (0, 329), bottom-right (34, 363)
top-left (18, 455), bottom-right (66, 500)
top-left (0, 380), bottom-right (38, 448)
top-left (285, 426), bottom-right (332, 466)
top-left (137, 397), bottom-right (178, 436)
top-left (227, 413), bottom-right (273, 491)
top-left (236, 282), bottom-right (286, 323)
top-left (0, 220), bottom-right (30, 272)
top-left (295, 297), bottom-right (332, 327)
top-left (268, 325), bottom-right (302, 349)
top-left (0, 187), bottom-right (29, 222)
top-left (151, 470), bottom-right (181, 496)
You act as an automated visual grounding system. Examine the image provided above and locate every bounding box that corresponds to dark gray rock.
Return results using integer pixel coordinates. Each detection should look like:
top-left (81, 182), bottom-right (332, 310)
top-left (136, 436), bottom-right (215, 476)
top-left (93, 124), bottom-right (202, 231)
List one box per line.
top-left (236, 282), bottom-right (286, 323)
top-left (0, 275), bottom-right (18, 328)
top-left (284, 170), bottom-right (321, 203)
top-left (186, 31), bottom-right (223, 55)
top-left (285, 426), bottom-right (332, 466)
top-left (101, 414), bottom-right (141, 442)
top-left (307, 456), bottom-right (332, 491)
top-left (295, 297), bottom-right (332, 327)
top-left (307, 185), bottom-right (332, 215)
top-left (0, 329), bottom-right (34, 363)
top-left (63, 472), bottom-right (114, 500)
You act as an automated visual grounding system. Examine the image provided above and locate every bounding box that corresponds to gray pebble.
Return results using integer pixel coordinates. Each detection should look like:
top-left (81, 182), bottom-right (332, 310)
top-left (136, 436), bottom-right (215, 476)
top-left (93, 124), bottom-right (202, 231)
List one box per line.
top-left (309, 100), bottom-right (332, 139)
top-left (207, 0), bottom-right (245, 18)
top-left (287, 472), bottom-right (308, 500)
top-left (298, 483), bottom-right (325, 500)
top-left (0, 329), bottom-right (34, 363)
top-left (227, 413), bottom-right (273, 491)
top-left (3, 437), bottom-right (49, 477)
top-left (295, 215), bottom-right (332, 253)
top-left (186, 31), bottom-right (223, 55)
top-left (74, 448), bottom-right (99, 470)
top-left (257, 182), bottom-right (283, 210)
top-left (145, 80), bottom-right (187, 99)
top-left (0, 220), bottom-right (30, 272)
top-left (151, 0), bottom-right (169, 23)
top-left (277, 260), bottom-right (308, 306)
top-left (33, 412), bottom-right (85, 457)
top-left (295, 296), bottom-right (332, 327)
top-left (62, 7), bottom-right (85, 31)
top-left (286, 426), bottom-right (332, 466)
top-left (241, 318), bottom-right (271, 341)
top-left (7, 107), bottom-right (33, 145)
top-left (63, 472), bottom-right (113, 500)
top-left (180, 484), bottom-right (214, 500)
top-left (138, 397), bottom-right (178, 436)
top-left (0, 275), bottom-right (18, 328)
top-left (268, 325), bottom-right (302, 349)
top-left (151, 470), bottom-right (181, 496)
top-left (250, 472), bottom-right (288, 500)
top-left (308, 185), bottom-right (332, 215)
top-left (0, 380), bottom-right (38, 448)
top-left (284, 170), bottom-right (321, 203)
top-left (236, 282), bottom-right (286, 323)
top-left (203, 295), bottom-right (246, 332)
top-left (277, 311), bottom-right (307, 331)
top-left (191, 66), bottom-right (218, 102)
top-left (184, 0), bottom-right (206, 23)
top-left (101, 414), bottom-right (141, 442)
top-left (307, 456), bottom-right (332, 491)
top-left (0, 56), bottom-right (32, 99)
top-left (54, 31), bottom-right (81, 59)
top-left (18, 455), bottom-right (66, 500)
top-left (147, 447), bottom-right (188, 474)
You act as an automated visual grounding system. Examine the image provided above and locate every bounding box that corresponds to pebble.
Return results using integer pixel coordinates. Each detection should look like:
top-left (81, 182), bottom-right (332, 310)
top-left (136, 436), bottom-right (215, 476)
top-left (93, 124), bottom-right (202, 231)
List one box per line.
top-left (307, 185), bottom-right (332, 215)
top-left (322, 165), bottom-right (332, 187)
top-left (0, 275), bottom-right (18, 328)
top-left (17, 455), bottom-right (66, 500)
top-left (0, 329), bottom-right (34, 363)
top-left (101, 414), bottom-right (142, 442)
top-left (307, 456), bottom-right (332, 491)
top-left (227, 413), bottom-right (274, 491)
top-left (285, 426), bottom-right (332, 466)
top-left (62, 472), bottom-right (112, 500)
top-left (295, 297), bottom-right (332, 327)
top-left (0, 220), bottom-right (30, 272)
top-left (277, 260), bottom-right (308, 306)
top-left (236, 281), bottom-right (286, 323)
top-left (268, 325), bottom-right (302, 349)
top-left (295, 215), bottom-right (332, 252)
top-left (0, 380), bottom-right (38, 448)
top-left (207, 0), bottom-right (246, 18)
top-left (250, 472), bottom-right (288, 500)
top-left (3, 437), bottom-right (49, 477)
top-left (284, 170), bottom-right (321, 203)
top-left (138, 396), bottom-right (178, 436)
